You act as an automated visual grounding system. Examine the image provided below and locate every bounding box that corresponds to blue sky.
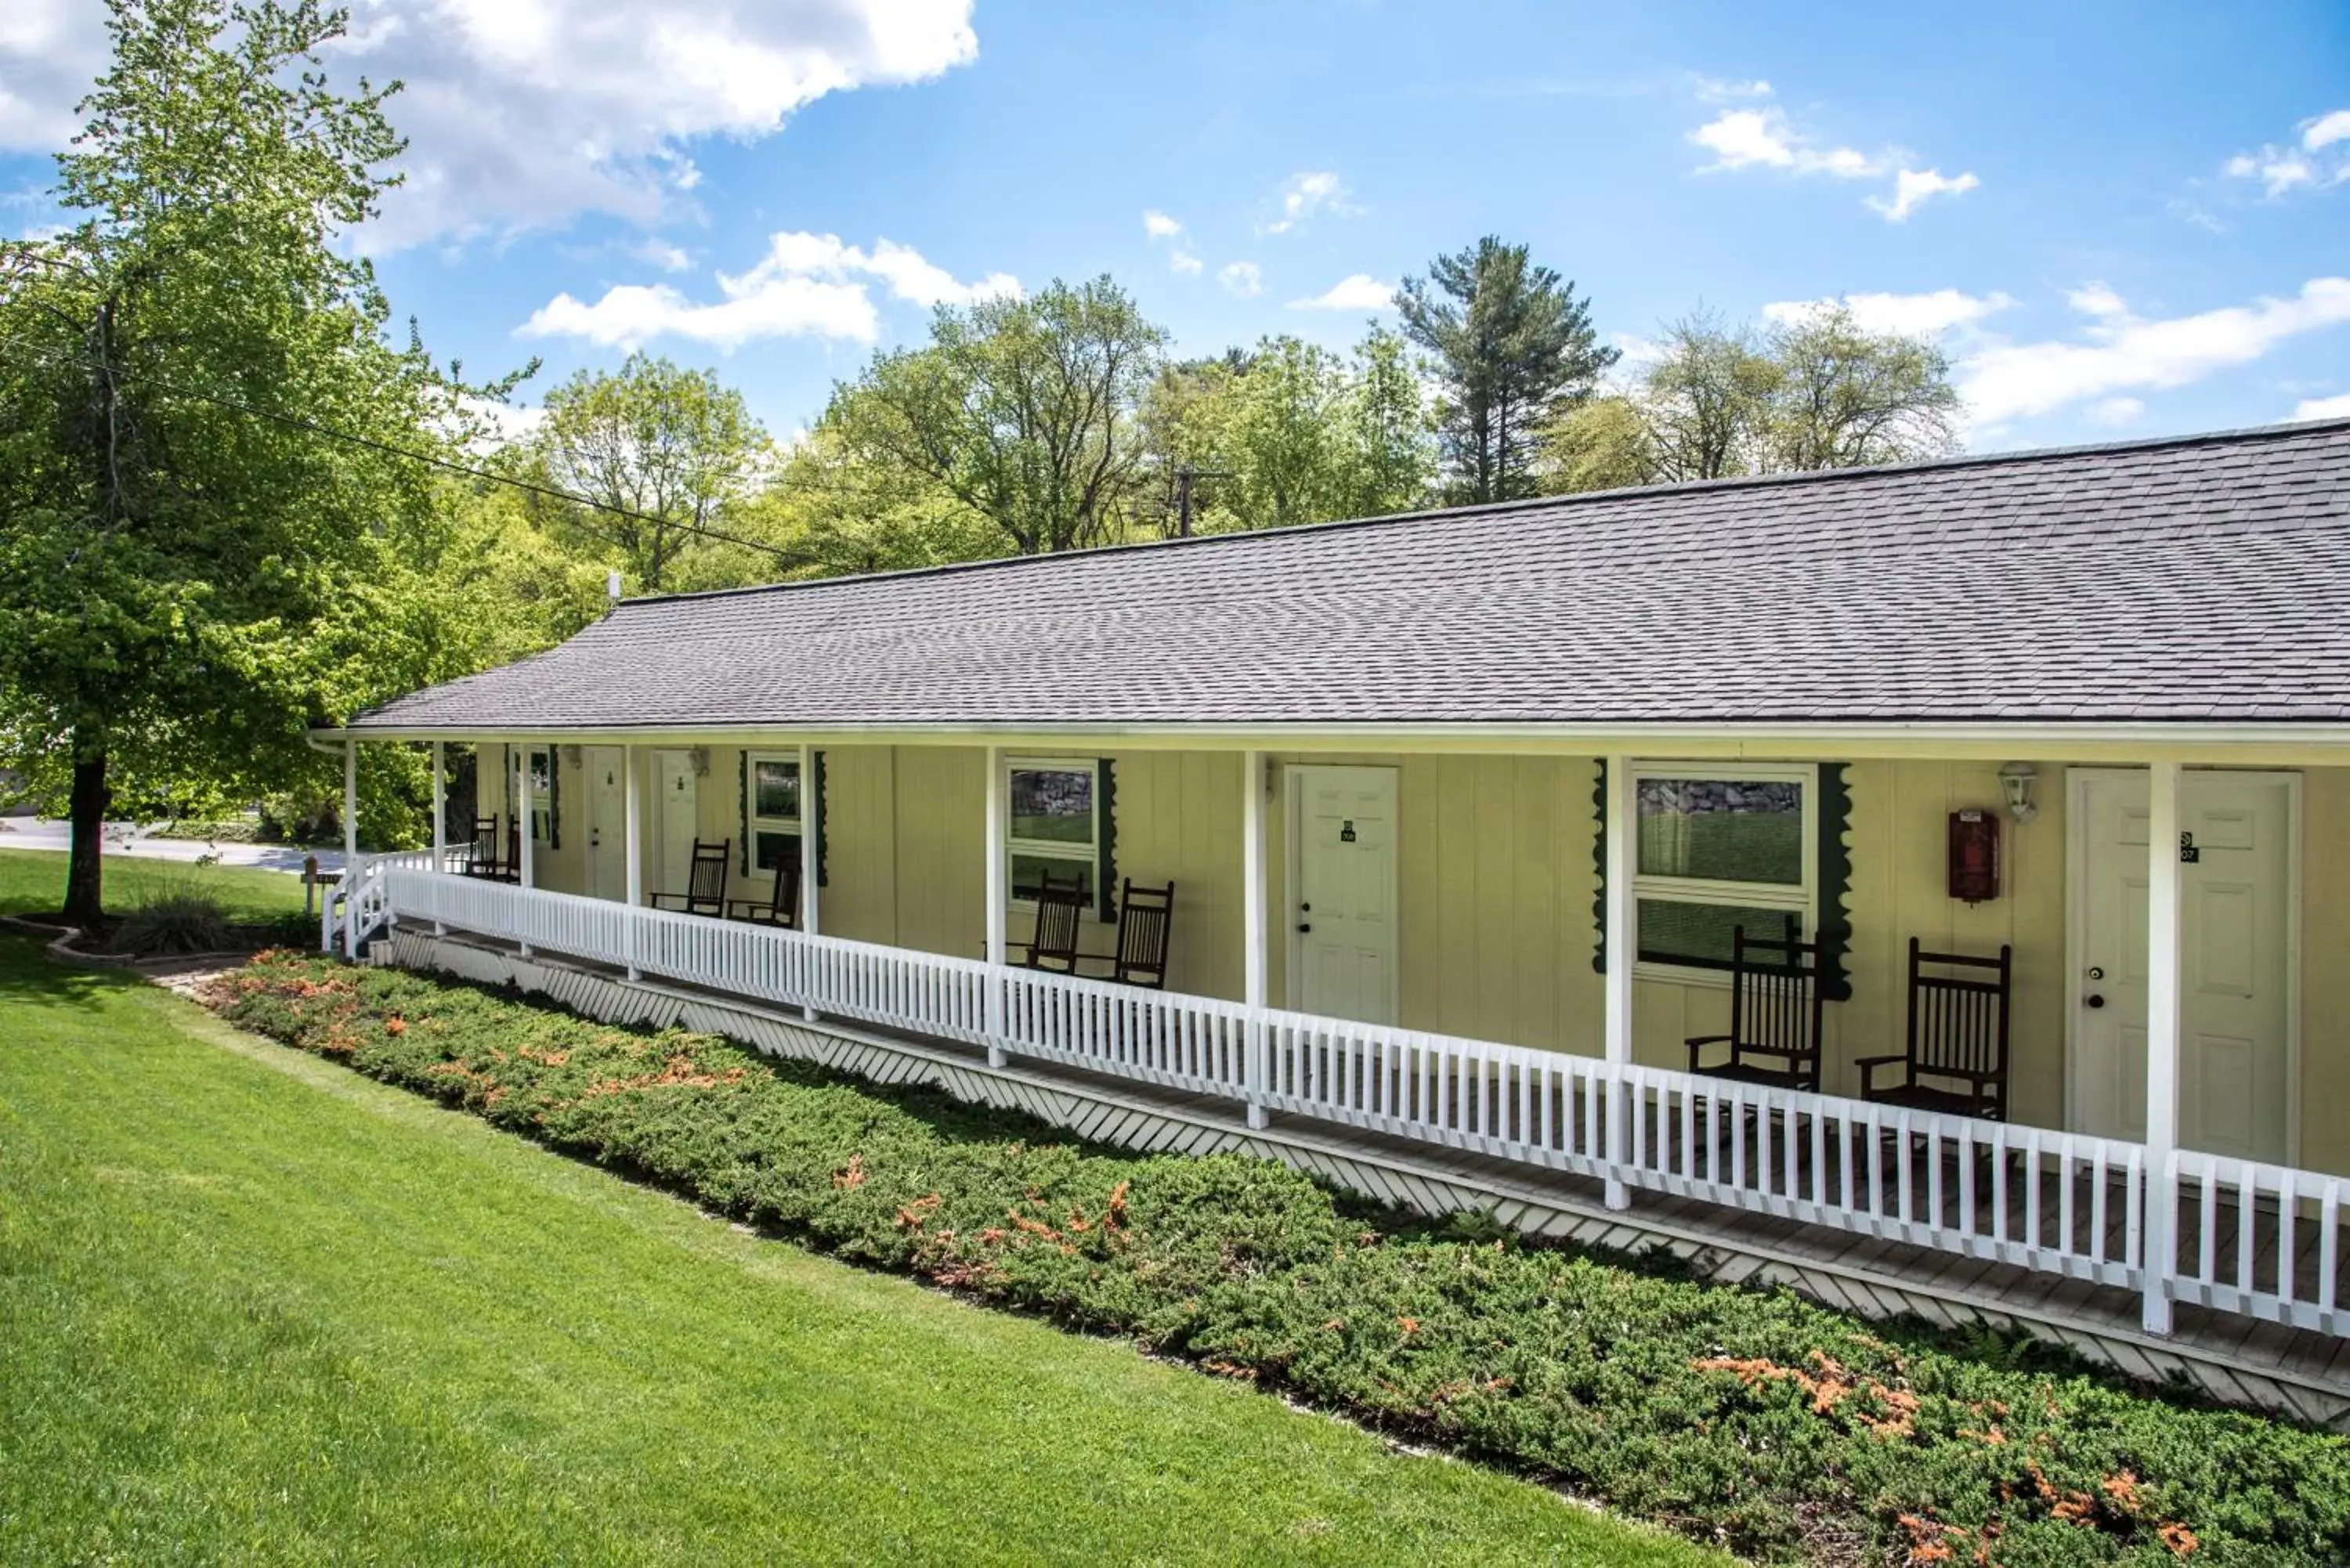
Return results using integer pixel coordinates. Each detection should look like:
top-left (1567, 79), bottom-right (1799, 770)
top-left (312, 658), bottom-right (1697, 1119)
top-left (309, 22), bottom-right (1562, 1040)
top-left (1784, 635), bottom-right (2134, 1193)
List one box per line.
top-left (5, 0), bottom-right (2347, 451)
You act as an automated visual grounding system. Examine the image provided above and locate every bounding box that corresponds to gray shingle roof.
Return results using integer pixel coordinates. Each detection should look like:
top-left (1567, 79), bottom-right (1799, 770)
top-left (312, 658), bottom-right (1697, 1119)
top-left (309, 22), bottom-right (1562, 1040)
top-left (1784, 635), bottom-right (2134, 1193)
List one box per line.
top-left (354, 419), bottom-right (2350, 733)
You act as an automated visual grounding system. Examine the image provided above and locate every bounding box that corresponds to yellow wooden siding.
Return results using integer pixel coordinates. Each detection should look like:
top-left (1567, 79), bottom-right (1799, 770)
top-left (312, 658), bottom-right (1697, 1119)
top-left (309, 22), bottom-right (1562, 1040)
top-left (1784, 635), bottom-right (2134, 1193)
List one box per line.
top-left (2299, 768), bottom-right (2350, 1176)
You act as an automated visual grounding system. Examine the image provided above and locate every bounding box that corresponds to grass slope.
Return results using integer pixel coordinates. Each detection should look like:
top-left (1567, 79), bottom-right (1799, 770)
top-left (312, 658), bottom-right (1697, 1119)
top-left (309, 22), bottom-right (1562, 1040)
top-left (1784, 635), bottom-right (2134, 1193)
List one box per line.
top-left (0, 845), bottom-right (311, 924)
top-left (0, 940), bottom-right (1709, 1567)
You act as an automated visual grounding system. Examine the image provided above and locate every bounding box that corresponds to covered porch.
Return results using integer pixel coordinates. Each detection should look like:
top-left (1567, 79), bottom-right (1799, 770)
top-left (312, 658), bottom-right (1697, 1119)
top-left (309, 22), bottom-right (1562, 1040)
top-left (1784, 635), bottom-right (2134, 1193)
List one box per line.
top-left (322, 728), bottom-right (2350, 1411)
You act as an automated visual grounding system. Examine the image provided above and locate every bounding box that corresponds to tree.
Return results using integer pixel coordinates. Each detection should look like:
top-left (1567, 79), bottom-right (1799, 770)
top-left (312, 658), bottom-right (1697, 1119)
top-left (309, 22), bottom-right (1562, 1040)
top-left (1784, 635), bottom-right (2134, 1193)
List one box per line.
top-left (825, 277), bottom-right (1167, 556)
top-left (0, 0), bottom-right (471, 923)
top-left (1540, 305), bottom-right (1963, 493)
top-left (1220, 336), bottom-right (1353, 529)
top-left (1337, 323), bottom-right (1435, 516)
top-left (1396, 237), bottom-right (1616, 504)
top-left (529, 353), bottom-right (772, 594)
top-left (1765, 305), bottom-right (1961, 471)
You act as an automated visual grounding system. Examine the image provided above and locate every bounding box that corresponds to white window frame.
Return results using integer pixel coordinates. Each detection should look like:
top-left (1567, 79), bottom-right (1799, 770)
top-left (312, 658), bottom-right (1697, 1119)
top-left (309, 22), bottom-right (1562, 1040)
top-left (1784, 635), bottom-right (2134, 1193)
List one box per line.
top-left (1004, 755), bottom-right (1101, 917)
top-left (744, 751), bottom-right (804, 873)
top-left (526, 746), bottom-right (555, 844)
top-left (1629, 761), bottom-right (1817, 986)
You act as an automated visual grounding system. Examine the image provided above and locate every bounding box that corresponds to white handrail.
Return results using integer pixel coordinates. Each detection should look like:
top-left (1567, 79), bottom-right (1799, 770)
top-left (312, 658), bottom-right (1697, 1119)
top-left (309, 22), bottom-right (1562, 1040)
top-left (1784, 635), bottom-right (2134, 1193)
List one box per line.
top-left (370, 868), bottom-right (2345, 1338)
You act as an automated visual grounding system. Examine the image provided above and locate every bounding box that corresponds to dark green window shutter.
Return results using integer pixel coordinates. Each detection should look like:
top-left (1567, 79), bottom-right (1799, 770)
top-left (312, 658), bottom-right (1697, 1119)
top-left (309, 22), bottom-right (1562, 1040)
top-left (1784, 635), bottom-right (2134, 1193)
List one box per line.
top-left (738, 750), bottom-right (750, 876)
top-left (1096, 757), bottom-right (1117, 921)
top-left (1590, 759), bottom-right (1609, 974)
top-left (814, 750), bottom-right (830, 888)
top-left (547, 748), bottom-right (561, 851)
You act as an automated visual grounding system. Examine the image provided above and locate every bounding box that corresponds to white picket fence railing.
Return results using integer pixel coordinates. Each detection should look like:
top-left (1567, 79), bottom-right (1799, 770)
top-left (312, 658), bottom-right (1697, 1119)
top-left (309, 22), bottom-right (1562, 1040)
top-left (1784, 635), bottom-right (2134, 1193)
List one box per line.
top-left (343, 862), bottom-right (2349, 1339)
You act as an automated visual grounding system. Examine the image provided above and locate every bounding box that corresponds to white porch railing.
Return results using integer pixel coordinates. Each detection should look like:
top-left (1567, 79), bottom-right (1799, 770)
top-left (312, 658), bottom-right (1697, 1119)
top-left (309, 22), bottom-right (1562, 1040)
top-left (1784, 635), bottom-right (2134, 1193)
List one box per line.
top-left (345, 862), bottom-right (2350, 1340)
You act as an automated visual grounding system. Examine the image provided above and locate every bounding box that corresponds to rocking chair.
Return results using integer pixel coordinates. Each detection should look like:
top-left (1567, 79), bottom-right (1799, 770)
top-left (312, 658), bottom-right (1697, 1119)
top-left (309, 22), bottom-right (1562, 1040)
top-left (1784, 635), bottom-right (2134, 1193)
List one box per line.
top-left (651, 839), bottom-right (732, 918)
top-left (727, 854), bottom-right (803, 929)
top-left (1686, 922), bottom-right (1826, 1093)
top-left (1014, 867), bottom-right (1086, 976)
top-left (1079, 879), bottom-right (1174, 988)
top-left (1858, 939), bottom-right (2013, 1121)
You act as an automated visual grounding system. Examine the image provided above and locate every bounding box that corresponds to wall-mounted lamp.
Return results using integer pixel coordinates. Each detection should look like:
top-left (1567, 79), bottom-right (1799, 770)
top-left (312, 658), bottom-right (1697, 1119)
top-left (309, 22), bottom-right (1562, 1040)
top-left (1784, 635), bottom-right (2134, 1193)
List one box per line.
top-left (689, 746), bottom-right (712, 778)
top-left (1998, 761), bottom-right (2038, 824)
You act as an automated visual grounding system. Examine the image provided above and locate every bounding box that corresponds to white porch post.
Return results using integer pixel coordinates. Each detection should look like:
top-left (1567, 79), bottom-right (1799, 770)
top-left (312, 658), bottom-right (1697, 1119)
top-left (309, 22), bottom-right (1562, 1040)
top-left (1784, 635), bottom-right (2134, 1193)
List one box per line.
top-left (1242, 748), bottom-right (1270, 1131)
top-left (2143, 759), bottom-right (2184, 1335)
top-left (984, 744), bottom-right (1007, 1066)
top-left (623, 743), bottom-right (643, 981)
top-left (428, 739), bottom-right (446, 936)
top-left (341, 738), bottom-right (359, 959)
top-left (799, 741), bottom-right (819, 1023)
top-left (1603, 754), bottom-right (1636, 1211)
top-left (515, 742), bottom-right (534, 959)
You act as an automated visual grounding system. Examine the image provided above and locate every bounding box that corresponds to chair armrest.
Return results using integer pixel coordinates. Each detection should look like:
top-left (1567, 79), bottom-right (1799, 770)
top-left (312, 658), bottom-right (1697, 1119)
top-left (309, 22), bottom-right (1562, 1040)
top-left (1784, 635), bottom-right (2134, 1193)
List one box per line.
top-left (1685, 1034), bottom-right (1731, 1071)
top-left (722, 900), bottom-right (770, 921)
top-left (1851, 1053), bottom-right (1907, 1068)
top-left (649, 893), bottom-right (689, 911)
top-left (1853, 1054), bottom-right (1907, 1089)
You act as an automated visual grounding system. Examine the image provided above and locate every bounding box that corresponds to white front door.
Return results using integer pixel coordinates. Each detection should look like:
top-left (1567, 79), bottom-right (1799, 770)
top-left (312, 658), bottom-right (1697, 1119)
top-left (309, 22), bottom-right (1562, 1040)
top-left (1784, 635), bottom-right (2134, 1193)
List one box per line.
top-left (2072, 769), bottom-right (2297, 1162)
top-left (654, 750), bottom-right (700, 902)
top-left (1289, 765), bottom-right (1399, 1024)
top-left (584, 746), bottom-right (626, 901)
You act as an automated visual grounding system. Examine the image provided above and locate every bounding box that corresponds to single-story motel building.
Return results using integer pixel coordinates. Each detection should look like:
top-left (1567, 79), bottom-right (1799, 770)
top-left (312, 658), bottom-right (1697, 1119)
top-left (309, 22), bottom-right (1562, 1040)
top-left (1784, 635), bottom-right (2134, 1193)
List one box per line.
top-left (324, 417), bottom-right (2350, 1419)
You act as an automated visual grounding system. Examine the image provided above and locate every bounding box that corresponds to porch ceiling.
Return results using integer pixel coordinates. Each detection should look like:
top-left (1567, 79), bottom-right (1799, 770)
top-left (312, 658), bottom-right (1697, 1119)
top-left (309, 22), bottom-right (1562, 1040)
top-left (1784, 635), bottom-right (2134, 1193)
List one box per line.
top-left (354, 419), bottom-right (2350, 736)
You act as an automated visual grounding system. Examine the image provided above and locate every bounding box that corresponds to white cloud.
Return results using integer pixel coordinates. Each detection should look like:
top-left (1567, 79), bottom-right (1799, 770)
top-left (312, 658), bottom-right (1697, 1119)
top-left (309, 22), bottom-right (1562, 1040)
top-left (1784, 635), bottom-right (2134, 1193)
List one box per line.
top-left (1260, 170), bottom-right (1357, 235)
top-left (1169, 251), bottom-right (1203, 276)
top-left (2222, 107), bottom-right (2350, 198)
top-left (2085, 396), bottom-right (2145, 427)
top-left (629, 238), bottom-right (694, 273)
top-left (1143, 209), bottom-right (1202, 274)
top-left (2296, 392), bottom-right (2350, 421)
top-left (0, 0), bottom-right (980, 251)
top-left (1143, 209), bottom-right (1184, 240)
top-left (1287, 273), bottom-right (1394, 311)
top-left (1867, 167), bottom-right (1979, 221)
top-left (1694, 75), bottom-right (1772, 103)
top-left (1218, 261), bottom-right (1264, 298)
top-left (1959, 277), bottom-right (2350, 424)
top-left (2308, 110), bottom-right (2350, 151)
top-left (518, 230), bottom-right (1015, 350)
top-left (1687, 85), bottom-right (1976, 222)
top-left (1762, 288), bottom-right (2016, 338)
top-left (2066, 282), bottom-right (2130, 320)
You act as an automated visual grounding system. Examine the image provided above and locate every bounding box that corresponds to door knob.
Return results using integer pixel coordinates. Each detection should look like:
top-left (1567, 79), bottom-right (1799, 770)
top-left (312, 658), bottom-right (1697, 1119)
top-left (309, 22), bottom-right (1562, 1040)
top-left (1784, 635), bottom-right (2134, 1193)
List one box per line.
top-left (2085, 994), bottom-right (2106, 1009)
top-left (1297, 922), bottom-right (1312, 933)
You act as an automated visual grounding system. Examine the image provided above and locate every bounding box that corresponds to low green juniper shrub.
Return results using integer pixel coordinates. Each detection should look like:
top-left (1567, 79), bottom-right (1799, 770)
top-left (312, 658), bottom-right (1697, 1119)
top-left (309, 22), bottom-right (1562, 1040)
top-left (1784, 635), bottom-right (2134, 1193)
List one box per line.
top-left (213, 952), bottom-right (2350, 1566)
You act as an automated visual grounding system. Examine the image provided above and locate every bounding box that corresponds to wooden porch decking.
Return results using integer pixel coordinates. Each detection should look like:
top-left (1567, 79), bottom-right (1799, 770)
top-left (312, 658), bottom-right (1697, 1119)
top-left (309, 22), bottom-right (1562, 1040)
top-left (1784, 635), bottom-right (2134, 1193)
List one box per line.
top-left (379, 926), bottom-right (2350, 1426)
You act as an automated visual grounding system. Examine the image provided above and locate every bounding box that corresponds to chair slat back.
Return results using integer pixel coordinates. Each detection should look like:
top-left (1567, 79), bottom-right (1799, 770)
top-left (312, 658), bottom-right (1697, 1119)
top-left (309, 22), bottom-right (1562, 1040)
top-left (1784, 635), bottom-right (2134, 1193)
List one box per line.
top-left (469, 816), bottom-right (500, 875)
top-left (772, 855), bottom-right (804, 926)
top-left (1907, 938), bottom-right (2012, 1083)
top-left (1112, 879), bottom-right (1174, 987)
top-left (1025, 869), bottom-right (1085, 973)
top-left (683, 839), bottom-right (731, 916)
top-left (1728, 919), bottom-right (1822, 1059)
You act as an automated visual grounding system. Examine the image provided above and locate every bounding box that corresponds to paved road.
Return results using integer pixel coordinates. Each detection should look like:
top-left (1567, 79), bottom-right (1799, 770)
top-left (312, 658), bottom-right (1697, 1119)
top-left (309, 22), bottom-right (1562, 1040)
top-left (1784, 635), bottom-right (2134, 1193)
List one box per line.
top-left (0, 819), bottom-right (343, 876)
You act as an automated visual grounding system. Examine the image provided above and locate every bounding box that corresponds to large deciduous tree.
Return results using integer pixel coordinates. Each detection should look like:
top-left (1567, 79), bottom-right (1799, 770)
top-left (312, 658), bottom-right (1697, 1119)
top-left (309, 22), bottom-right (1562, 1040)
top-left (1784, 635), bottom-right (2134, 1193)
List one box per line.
top-left (529, 353), bottom-right (772, 593)
top-left (825, 277), bottom-right (1167, 556)
top-left (1396, 237), bottom-right (1616, 505)
top-left (0, 0), bottom-right (466, 923)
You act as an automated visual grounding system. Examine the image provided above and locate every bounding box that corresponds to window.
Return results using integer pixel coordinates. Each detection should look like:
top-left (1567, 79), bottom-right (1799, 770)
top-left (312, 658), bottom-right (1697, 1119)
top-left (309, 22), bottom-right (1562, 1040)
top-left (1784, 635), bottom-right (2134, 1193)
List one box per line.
top-left (744, 753), bottom-right (802, 873)
top-left (526, 746), bottom-right (555, 844)
top-left (1631, 763), bottom-right (1815, 976)
top-left (1007, 758), bottom-right (1101, 909)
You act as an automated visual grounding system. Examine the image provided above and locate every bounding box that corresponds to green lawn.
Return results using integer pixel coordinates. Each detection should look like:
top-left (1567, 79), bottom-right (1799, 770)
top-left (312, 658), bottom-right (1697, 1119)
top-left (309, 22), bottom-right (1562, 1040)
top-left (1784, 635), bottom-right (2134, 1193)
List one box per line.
top-left (0, 846), bottom-right (312, 924)
top-left (0, 939), bottom-right (1716, 1567)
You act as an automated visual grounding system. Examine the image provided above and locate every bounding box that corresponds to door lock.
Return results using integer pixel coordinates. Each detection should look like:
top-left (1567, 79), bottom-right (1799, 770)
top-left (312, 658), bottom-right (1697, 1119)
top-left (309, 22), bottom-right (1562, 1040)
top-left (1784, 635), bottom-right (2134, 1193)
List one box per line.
top-left (2085, 994), bottom-right (2106, 1009)
top-left (1297, 922), bottom-right (1312, 934)
top-left (2086, 966), bottom-right (2104, 981)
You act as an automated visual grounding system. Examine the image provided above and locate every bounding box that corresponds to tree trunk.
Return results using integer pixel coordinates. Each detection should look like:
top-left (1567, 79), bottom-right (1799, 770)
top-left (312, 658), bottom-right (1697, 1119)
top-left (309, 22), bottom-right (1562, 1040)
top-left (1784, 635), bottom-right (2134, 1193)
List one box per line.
top-left (64, 742), bottom-right (110, 928)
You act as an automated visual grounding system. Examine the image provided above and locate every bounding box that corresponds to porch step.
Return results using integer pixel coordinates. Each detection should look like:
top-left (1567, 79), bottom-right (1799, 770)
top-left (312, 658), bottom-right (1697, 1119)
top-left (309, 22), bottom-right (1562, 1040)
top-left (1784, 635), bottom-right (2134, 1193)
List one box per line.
top-left (377, 928), bottom-right (2350, 1429)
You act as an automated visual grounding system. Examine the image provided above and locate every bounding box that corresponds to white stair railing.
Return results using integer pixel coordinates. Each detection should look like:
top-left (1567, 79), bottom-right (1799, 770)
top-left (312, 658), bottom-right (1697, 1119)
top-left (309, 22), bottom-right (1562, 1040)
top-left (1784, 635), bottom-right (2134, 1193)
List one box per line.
top-left (365, 867), bottom-right (2350, 1339)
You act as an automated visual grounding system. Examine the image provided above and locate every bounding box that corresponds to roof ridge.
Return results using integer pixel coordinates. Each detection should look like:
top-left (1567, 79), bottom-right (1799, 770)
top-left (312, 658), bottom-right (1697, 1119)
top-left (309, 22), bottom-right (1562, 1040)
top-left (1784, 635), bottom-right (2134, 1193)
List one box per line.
top-left (608, 415), bottom-right (2350, 613)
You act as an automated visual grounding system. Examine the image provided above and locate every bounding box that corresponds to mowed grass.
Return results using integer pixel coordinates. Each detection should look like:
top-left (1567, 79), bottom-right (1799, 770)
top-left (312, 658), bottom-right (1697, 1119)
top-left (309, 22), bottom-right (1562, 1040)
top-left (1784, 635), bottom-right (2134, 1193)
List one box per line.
top-left (0, 845), bottom-right (312, 923)
top-left (0, 941), bottom-right (1719, 1567)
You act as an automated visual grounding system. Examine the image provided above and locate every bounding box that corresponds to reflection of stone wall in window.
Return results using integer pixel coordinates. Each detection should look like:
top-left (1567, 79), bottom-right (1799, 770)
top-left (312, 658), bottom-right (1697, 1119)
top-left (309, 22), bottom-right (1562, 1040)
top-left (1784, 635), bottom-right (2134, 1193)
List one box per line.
top-left (1638, 778), bottom-right (1804, 886)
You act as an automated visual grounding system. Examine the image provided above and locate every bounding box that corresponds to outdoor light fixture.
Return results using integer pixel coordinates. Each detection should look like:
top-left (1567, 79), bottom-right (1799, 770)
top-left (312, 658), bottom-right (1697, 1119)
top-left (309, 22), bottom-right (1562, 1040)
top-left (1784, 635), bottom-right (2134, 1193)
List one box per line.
top-left (1999, 761), bottom-right (2038, 824)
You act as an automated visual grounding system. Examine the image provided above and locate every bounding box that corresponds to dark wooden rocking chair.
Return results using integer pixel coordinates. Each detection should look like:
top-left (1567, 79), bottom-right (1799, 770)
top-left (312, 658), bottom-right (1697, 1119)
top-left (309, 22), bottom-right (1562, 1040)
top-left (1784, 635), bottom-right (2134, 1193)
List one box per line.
top-left (1079, 879), bottom-right (1173, 988)
top-left (1686, 922), bottom-right (1826, 1093)
top-left (1014, 868), bottom-right (1086, 976)
top-left (1858, 938), bottom-right (2013, 1121)
top-left (651, 839), bottom-right (731, 918)
top-left (726, 854), bottom-right (803, 929)
top-left (464, 815), bottom-right (503, 880)
top-left (501, 819), bottom-right (522, 883)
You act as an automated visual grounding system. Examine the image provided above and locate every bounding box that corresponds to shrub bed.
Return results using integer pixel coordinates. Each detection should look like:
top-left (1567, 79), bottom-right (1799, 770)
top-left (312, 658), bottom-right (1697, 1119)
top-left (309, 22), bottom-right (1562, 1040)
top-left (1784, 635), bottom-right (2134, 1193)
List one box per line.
top-left (212, 952), bottom-right (2350, 1566)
